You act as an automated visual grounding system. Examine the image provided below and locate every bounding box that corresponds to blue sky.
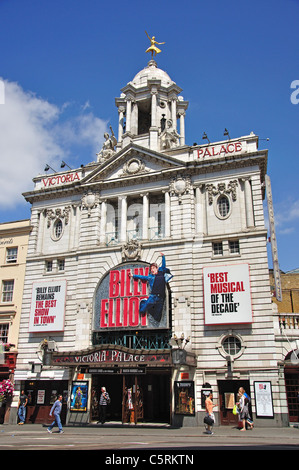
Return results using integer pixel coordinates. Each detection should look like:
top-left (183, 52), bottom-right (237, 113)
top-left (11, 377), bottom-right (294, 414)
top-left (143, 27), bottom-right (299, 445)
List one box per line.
top-left (0, 0), bottom-right (298, 272)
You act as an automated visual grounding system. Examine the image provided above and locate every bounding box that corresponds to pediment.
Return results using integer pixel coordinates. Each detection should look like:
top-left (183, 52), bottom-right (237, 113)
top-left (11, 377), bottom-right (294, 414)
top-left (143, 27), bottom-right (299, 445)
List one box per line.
top-left (80, 144), bottom-right (185, 185)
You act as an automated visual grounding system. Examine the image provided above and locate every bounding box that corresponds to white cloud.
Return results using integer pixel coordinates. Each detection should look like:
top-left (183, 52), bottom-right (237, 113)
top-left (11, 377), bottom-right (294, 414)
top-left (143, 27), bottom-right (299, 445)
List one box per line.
top-left (273, 198), bottom-right (299, 234)
top-left (0, 78), bottom-right (107, 209)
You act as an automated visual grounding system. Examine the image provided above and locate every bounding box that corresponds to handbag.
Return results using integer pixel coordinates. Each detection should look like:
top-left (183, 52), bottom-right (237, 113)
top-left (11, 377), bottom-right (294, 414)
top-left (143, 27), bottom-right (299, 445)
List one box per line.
top-left (232, 404), bottom-right (238, 415)
top-left (204, 415), bottom-right (214, 426)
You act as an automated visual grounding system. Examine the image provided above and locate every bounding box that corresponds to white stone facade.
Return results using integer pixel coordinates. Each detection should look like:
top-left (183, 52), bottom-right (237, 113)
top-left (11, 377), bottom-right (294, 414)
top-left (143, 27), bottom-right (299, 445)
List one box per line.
top-left (13, 60), bottom-right (288, 426)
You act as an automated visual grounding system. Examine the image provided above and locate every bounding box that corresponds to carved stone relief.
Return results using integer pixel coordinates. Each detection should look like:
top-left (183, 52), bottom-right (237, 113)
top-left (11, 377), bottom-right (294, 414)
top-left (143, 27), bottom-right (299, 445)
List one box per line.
top-left (81, 191), bottom-right (100, 216)
top-left (121, 239), bottom-right (142, 261)
top-left (46, 206), bottom-right (71, 227)
top-left (206, 180), bottom-right (238, 205)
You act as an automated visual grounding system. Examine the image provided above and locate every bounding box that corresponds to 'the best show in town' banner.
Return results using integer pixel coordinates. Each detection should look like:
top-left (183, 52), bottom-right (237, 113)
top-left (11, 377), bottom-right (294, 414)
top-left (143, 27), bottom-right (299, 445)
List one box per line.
top-left (28, 280), bottom-right (67, 333)
top-left (203, 264), bottom-right (252, 325)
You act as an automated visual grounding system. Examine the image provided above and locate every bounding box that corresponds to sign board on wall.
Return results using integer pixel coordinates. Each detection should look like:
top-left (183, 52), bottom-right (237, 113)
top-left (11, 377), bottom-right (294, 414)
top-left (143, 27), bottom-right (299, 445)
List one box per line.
top-left (94, 263), bottom-right (169, 331)
top-left (29, 280), bottom-right (67, 333)
top-left (203, 264), bottom-right (252, 325)
top-left (254, 381), bottom-right (274, 418)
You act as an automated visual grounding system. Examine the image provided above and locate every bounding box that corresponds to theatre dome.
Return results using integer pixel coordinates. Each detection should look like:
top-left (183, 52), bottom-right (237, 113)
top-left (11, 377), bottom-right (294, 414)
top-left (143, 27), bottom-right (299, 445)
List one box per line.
top-left (130, 60), bottom-right (174, 88)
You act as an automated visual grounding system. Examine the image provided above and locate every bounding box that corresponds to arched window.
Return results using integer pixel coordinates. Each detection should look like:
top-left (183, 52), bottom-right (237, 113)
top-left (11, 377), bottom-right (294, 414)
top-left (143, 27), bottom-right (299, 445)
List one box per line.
top-left (217, 195), bottom-right (230, 218)
top-left (53, 219), bottom-right (63, 240)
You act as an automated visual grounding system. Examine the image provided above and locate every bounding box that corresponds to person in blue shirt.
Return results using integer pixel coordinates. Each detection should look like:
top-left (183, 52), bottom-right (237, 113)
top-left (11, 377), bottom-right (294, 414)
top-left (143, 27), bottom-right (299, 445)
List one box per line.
top-left (47, 394), bottom-right (63, 434)
top-left (129, 253), bottom-right (173, 323)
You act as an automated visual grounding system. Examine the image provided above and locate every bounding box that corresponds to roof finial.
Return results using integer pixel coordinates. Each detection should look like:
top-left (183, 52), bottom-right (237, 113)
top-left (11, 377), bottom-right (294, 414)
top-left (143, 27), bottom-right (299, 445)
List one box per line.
top-left (145, 31), bottom-right (165, 60)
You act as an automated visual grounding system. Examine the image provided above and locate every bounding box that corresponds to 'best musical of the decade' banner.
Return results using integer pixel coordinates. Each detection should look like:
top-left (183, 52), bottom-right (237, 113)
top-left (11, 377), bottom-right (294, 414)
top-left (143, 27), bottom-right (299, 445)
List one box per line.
top-left (203, 264), bottom-right (252, 325)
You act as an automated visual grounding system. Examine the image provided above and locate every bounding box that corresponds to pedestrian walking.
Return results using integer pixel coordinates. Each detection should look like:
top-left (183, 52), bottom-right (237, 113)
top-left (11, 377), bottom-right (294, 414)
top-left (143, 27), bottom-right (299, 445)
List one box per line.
top-left (47, 394), bottom-right (64, 433)
top-left (204, 391), bottom-right (216, 434)
top-left (237, 387), bottom-right (254, 431)
top-left (17, 390), bottom-right (28, 425)
top-left (98, 387), bottom-right (110, 424)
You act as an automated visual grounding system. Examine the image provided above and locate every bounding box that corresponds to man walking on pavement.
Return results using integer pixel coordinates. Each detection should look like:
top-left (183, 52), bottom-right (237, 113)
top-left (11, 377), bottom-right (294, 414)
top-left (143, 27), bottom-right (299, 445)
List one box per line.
top-left (47, 394), bottom-right (64, 434)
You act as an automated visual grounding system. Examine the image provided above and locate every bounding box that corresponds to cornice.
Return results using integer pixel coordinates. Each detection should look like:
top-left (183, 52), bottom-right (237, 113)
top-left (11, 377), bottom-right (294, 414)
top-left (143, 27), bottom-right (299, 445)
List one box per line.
top-left (22, 149), bottom-right (267, 205)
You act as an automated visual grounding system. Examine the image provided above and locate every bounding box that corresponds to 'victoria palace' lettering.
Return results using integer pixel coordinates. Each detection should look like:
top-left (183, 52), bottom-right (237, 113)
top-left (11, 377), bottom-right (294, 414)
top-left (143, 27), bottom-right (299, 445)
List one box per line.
top-left (42, 172), bottom-right (80, 187)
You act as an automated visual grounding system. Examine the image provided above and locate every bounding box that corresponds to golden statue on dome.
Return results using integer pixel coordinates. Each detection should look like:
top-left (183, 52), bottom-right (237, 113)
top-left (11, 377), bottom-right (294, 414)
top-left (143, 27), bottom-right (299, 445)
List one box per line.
top-left (145, 31), bottom-right (165, 59)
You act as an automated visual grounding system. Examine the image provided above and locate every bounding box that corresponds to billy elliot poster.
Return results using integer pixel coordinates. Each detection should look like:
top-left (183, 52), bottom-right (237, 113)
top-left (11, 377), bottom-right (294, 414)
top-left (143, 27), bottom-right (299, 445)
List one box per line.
top-left (28, 280), bottom-right (67, 333)
top-left (203, 264), bottom-right (252, 325)
top-left (94, 263), bottom-right (168, 331)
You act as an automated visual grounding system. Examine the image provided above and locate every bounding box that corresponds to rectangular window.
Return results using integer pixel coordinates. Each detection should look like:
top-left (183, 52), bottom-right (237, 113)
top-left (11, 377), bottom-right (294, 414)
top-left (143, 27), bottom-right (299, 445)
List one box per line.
top-left (45, 261), bottom-right (53, 272)
top-left (6, 247), bottom-right (18, 263)
top-left (213, 242), bottom-right (223, 256)
top-left (57, 259), bottom-right (65, 271)
top-left (229, 240), bottom-right (240, 254)
top-left (2, 280), bottom-right (14, 302)
top-left (0, 324), bottom-right (9, 343)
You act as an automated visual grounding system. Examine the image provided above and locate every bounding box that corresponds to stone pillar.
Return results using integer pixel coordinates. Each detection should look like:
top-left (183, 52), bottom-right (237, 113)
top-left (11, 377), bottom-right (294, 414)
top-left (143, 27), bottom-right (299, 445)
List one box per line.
top-left (119, 196), bottom-right (127, 242)
top-left (142, 193), bottom-right (149, 239)
top-left (179, 111), bottom-right (185, 146)
top-left (36, 209), bottom-right (46, 253)
top-left (164, 190), bottom-right (171, 237)
top-left (150, 90), bottom-right (159, 150)
top-left (126, 100), bottom-right (132, 134)
top-left (171, 98), bottom-right (177, 131)
top-left (195, 185), bottom-right (207, 235)
top-left (100, 200), bottom-right (107, 244)
top-left (151, 91), bottom-right (157, 127)
top-left (243, 177), bottom-right (254, 227)
top-left (118, 106), bottom-right (125, 142)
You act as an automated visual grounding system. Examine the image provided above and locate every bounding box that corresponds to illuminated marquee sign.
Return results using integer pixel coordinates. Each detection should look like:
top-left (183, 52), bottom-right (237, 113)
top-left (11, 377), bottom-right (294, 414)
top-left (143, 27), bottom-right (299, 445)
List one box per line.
top-left (203, 264), bottom-right (252, 325)
top-left (94, 263), bottom-right (168, 331)
top-left (52, 346), bottom-right (171, 366)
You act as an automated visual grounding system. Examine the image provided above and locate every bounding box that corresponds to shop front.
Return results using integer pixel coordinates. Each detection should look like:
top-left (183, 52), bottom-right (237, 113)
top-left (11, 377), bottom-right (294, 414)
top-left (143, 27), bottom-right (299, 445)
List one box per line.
top-left (52, 345), bottom-right (173, 425)
top-left (18, 379), bottom-right (68, 425)
top-left (217, 379), bottom-right (251, 426)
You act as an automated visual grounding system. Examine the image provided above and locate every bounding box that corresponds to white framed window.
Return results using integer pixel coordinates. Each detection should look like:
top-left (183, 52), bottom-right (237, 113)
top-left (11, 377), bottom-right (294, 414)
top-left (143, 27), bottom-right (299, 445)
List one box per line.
top-left (216, 332), bottom-right (246, 360)
top-left (0, 324), bottom-right (9, 343)
top-left (213, 242), bottom-right (223, 256)
top-left (45, 260), bottom-right (53, 272)
top-left (218, 195), bottom-right (230, 217)
top-left (6, 247), bottom-right (18, 263)
top-left (222, 336), bottom-right (242, 356)
top-left (57, 259), bottom-right (65, 271)
top-left (229, 240), bottom-right (240, 254)
top-left (2, 280), bottom-right (14, 302)
top-left (52, 219), bottom-right (63, 241)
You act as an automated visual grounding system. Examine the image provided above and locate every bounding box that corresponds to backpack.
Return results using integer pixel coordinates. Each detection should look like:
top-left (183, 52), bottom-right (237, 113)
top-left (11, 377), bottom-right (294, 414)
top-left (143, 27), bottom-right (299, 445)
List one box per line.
top-left (244, 392), bottom-right (250, 403)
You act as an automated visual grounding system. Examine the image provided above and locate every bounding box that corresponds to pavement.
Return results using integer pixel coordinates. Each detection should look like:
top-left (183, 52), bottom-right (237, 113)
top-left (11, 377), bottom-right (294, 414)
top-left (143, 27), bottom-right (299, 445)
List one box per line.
top-left (1, 422), bottom-right (299, 453)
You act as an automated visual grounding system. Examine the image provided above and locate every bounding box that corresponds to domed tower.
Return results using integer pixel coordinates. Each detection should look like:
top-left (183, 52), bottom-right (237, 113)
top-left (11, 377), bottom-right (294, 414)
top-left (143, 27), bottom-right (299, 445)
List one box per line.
top-left (115, 59), bottom-right (189, 152)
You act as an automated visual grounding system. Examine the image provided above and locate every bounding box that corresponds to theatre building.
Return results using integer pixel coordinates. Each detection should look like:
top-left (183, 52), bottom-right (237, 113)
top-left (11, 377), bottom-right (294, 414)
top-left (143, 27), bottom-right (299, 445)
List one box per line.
top-left (13, 57), bottom-right (288, 426)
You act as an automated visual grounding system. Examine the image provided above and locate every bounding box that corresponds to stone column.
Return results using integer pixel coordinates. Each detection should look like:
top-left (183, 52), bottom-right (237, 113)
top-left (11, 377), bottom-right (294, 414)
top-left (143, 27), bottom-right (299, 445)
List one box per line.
top-left (100, 200), bottom-right (107, 244)
top-left (36, 209), bottom-right (46, 253)
top-left (171, 98), bottom-right (177, 131)
top-left (119, 196), bottom-right (127, 242)
top-left (242, 177), bottom-right (254, 227)
top-left (142, 193), bottom-right (149, 240)
top-left (118, 106), bottom-right (125, 142)
top-left (126, 99), bottom-right (132, 134)
top-left (164, 190), bottom-right (171, 237)
top-left (178, 111), bottom-right (186, 146)
top-left (151, 90), bottom-right (157, 128)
